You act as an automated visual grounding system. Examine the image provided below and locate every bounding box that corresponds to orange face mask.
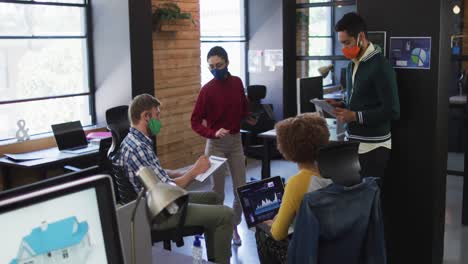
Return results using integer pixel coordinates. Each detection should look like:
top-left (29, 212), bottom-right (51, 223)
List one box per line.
top-left (342, 35), bottom-right (361, 60)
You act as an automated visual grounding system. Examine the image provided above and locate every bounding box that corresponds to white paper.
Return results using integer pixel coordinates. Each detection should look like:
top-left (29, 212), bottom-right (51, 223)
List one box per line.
top-left (248, 50), bottom-right (263, 73)
top-left (195, 156), bottom-right (227, 182)
top-left (264, 49), bottom-right (283, 71)
top-left (311, 98), bottom-right (336, 117)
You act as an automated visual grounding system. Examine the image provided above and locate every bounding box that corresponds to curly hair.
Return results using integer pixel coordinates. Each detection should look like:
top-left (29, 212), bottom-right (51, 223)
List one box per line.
top-left (275, 113), bottom-right (329, 164)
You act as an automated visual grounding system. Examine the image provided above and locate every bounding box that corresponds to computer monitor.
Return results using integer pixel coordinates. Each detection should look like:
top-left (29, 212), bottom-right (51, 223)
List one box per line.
top-left (340, 68), bottom-right (347, 90)
top-left (0, 175), bottom-right (124, 264)
top-left (0, 166), bottom-right (100, 201)
top-left (296, 76), bottom-right (323, 114)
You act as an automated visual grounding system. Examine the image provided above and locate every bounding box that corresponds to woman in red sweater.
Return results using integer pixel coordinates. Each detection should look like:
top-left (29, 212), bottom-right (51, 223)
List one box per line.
top-left (191, 46), bottom-right (256, 246)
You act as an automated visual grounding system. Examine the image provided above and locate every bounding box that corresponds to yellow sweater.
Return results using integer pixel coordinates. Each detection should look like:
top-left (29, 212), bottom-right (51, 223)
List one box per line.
top-left (270, 168), bottom-right (320, 241)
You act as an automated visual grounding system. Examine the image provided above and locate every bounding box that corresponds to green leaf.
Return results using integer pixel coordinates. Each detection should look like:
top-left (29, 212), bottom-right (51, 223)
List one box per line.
top-left (152, 2), bottom-right (193, 23)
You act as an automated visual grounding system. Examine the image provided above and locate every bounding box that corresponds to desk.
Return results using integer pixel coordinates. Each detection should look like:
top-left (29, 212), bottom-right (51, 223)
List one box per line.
top-left (258, 118), bottom-right (344, 179)
top-left (0, 147), bottom-right (99, 190)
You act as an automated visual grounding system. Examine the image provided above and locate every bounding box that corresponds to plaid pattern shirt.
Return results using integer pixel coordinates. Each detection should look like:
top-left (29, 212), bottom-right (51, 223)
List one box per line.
top-left (112, 127), bottom-right (173, 192)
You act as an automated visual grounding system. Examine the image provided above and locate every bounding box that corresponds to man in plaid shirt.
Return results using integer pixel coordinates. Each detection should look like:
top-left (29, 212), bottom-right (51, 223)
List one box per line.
top-left (113, 94), bottom-right (234, 264)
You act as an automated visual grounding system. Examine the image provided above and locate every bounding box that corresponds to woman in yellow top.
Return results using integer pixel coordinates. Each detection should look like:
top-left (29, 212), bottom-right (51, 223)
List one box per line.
top-left (255, 113), bottom-right (331, 264)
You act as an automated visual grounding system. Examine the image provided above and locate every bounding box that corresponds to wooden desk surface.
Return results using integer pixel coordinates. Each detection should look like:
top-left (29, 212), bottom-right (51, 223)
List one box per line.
top-left (0, 147), bottom-right (99, 169)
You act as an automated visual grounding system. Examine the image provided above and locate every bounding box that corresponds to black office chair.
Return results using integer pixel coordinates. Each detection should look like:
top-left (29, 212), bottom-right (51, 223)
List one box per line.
top-left (97, 137), bottom-right (113, 172)
top-left (106, 105), bottom-right (157, 155)
top-left (106, 105), bottom-right (130, 157)
top-left (110, 163), bottom-right (204, 250)
top-left (105, 115), bottom-right (205, 251)
top-left (317, 141), bottom-right (362, 187)
top-left (110, 165), bottom-right (138, 205)
top-left (241, 85), bottom-right (282, 161)
top-left (288, 141), bottom-right (385, 263)
top-left (106, 105), bottom-right (130, 127)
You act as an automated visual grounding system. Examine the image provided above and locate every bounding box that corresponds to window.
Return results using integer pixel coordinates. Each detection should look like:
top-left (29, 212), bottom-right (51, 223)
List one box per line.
top-left (200, 0), bottom-right (246, 86)
top-left (296, 0), bottom-right (356, 86)
top-left (0, 0), bottom-right (94, 140)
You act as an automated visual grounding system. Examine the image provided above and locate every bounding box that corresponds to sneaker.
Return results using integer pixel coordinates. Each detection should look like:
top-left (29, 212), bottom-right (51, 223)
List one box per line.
top-left (232, 237), bottom-right (242, 246)
top-left (232, 229), bottom-right (242, 246)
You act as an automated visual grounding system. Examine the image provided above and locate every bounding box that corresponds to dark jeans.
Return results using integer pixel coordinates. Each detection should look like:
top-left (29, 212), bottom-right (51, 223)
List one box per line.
top-left (359, 147), bottom-right (390, 180)
top-left (255, 227), bottom-right (289, 264)
top-left (359, 147), bottom-right (390, 223)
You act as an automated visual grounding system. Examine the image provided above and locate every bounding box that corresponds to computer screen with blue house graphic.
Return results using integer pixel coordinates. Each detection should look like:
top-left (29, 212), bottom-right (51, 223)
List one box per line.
top-left (0, 188), bottom-right (108, 264)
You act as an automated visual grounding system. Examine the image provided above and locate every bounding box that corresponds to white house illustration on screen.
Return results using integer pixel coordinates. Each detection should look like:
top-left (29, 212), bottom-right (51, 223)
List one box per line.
top-left (10, 216), bottom-right (91, 264)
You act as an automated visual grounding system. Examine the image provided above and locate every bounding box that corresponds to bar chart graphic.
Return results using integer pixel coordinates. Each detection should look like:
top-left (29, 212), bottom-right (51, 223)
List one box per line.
top-left (255, 193), bottom-right (281, 215)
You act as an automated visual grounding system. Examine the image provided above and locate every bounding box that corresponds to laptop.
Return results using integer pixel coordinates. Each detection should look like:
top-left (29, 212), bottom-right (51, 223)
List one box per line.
top-left (51, 121), bottom-right (99, 154)
top-left (237, 176), bottom-right (291, 233)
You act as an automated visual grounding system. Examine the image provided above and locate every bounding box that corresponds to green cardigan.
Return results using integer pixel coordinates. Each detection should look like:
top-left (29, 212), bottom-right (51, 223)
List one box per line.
top-left (344, 48), bottom-right (400, 143)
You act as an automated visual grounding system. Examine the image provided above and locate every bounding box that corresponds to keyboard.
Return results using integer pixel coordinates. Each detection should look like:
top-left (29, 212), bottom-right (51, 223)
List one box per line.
top-left (61, 144), bottom-right (99, 154)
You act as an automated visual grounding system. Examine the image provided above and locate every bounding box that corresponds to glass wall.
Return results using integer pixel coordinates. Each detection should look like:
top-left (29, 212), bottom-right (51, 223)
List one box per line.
top-left (0, 0), bottom-right (93, 140)
top-left (200, 0), bottom-right (246, 86)
top-left (296, 0), bottom-right (356, 86)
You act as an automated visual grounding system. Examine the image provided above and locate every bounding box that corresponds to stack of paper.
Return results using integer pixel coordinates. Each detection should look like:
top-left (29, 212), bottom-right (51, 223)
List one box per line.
top-left (86, 132), bottom-right (112, 140)
top-left (4, 153), bottom-right (43, 161)
top-left (195, 156), bottom-right (227, 182)
top-left (311, 98), bottom-right (336, 117)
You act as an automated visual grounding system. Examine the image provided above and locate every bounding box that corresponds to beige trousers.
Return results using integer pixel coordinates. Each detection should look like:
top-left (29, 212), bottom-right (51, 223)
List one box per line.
top-left (154, 191), bottom-right (234, 264)
top-left (205, 133), bottom-right (246, 226)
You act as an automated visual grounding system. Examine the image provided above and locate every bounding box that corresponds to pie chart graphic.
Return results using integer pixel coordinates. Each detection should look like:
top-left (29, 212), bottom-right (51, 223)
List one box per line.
top-left (411, 48), bottom-right (427, 66)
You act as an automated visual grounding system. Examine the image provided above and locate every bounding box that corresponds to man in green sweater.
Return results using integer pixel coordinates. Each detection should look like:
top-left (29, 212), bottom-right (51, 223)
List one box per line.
top-left (327, 12), bottom-right (400, 180)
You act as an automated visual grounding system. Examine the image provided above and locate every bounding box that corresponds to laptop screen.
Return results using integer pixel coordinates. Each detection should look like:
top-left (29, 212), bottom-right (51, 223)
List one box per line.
top-left (237, 176), bottom-right (284, 228)
top-left (51, 121), bottom-right (88, 150)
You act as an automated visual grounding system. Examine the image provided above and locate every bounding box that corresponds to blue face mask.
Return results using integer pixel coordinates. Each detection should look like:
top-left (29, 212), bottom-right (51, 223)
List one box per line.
top-left (210, 67), bottom-right (229, 80)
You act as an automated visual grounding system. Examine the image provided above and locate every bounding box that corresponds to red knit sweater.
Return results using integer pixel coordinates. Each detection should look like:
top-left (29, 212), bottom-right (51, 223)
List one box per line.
top-left (191, 75), bottom-right (250, 139)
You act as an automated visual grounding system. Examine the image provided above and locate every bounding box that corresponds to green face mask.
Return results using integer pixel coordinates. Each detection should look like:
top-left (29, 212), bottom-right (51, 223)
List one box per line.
top-left (148, 118), bottom-right (162, 136)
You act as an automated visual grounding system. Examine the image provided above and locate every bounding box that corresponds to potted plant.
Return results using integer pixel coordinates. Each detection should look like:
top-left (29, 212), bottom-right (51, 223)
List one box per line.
top-left (296, 11), bottom-right (309, 27)
top-left (152, 2), bottom-right (196, 31)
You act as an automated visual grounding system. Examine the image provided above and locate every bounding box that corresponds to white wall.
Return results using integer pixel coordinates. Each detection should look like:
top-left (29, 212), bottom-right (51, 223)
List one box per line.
top-left (248, 0), bottom-right (283, 120)
top-left (92, 0), bottom-right (133, 125)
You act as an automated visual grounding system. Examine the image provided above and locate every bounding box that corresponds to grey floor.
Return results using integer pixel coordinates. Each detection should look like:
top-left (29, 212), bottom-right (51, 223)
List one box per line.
top-left (154, 153), bottom-right (468, 264)
top-left (445, 153), bottom-right (468, 264)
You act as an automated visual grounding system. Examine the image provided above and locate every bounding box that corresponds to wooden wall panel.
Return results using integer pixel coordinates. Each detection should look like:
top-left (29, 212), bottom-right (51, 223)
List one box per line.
top-left (157, 85), bottom-right (200, 98)
top-left (155, 75), bottom-right (200, 89)
top-left (153, 58), bottom-right (200, 70)
top-left (155, 49), bottom-right (200, 60)
top-left (152, 0), bottom-right (204, 169)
